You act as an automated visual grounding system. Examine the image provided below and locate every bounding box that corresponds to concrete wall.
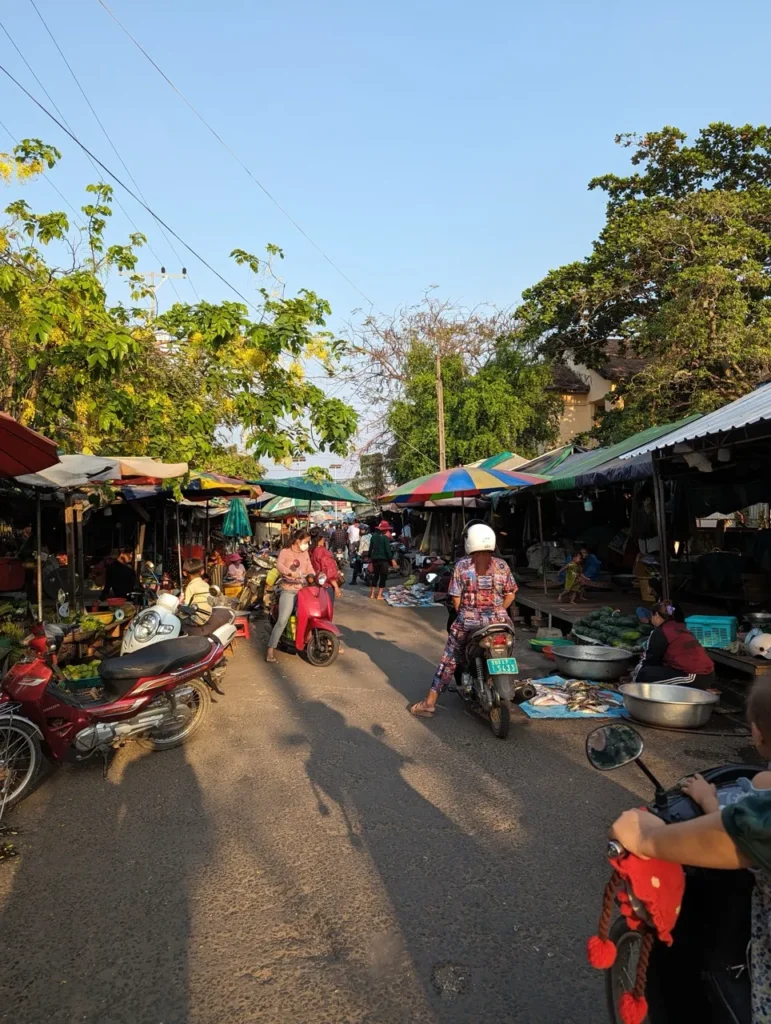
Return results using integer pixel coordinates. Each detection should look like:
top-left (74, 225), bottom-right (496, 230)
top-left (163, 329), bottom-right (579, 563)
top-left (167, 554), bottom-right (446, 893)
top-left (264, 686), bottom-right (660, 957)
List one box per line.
top-left (555, 363), bottom-right (619, 441)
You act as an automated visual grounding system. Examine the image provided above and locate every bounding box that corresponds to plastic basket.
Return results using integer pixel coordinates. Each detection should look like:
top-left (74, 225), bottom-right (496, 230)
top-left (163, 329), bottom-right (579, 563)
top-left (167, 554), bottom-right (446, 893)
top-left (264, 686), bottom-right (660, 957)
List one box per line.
top-left (685, 615), bottom-right (737, 649)
top-left (60, 674), bottom-right (101, 690)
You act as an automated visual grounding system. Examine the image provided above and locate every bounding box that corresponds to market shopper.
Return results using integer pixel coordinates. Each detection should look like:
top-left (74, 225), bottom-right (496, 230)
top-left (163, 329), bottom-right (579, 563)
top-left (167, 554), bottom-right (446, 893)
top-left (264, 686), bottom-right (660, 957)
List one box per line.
top-left (181, 557), bottom-right (213, 627)
top-left (369, 521), bottom-right (397, 601)
top-left (408, 524), bottom-right (517, 717)
top-left (266, 529), bottom-right (314, 663)
top-left (309, 529), bottom-right (341, 599)
top-left (347, 519), bottom-right (361, 561)
top-left (633, 600), bottom-right (715, 686)
top-left (101, 548), bottom-right (137, 600)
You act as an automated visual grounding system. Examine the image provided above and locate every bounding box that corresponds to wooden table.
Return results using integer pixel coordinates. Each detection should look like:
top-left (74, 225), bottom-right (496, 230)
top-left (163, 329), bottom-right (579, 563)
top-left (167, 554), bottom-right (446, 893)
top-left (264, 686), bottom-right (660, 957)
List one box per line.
top-left (708, 648), bottom-right (771, 678)
top-left (513, 586), bottom-right (722, 631)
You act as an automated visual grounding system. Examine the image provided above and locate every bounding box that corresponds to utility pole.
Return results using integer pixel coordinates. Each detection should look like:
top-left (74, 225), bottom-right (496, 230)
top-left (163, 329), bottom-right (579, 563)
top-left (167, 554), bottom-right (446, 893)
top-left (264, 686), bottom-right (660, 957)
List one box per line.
top-left (435, 348), bottom-right (447, 471)
top-left (120, 267), bottom-right (188, 318)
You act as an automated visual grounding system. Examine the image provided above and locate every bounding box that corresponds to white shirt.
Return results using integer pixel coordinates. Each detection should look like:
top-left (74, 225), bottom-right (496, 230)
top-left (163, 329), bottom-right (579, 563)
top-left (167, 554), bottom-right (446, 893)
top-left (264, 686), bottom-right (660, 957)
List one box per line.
top-left (347, 524), bottom-right (360, 545)
top-left (358, 533), bottom-right (371, 556)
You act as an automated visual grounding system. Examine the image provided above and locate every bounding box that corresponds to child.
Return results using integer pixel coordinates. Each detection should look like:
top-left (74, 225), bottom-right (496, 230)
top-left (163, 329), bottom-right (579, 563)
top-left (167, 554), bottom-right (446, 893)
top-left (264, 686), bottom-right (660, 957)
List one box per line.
top-left (612, 679), bottom-right (771, 1022)
top-left (182, 557), bottom-right (213, 627)
top-left (557, 552), bottom-right (586, 604)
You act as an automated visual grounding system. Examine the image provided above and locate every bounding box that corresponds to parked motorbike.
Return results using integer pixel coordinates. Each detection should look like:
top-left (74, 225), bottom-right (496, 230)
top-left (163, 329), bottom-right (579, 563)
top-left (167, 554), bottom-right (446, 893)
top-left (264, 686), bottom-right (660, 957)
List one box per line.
top-left (586, 722), bottom-right (756, 1024)
top-left (122, 589), bottom-right (235, 652)
top-left (450, 619), bottom-right (535, 738)
top-left (269, 574), bottom-right (340, 666)
top-left (0, 625), bottom-right (236, 810)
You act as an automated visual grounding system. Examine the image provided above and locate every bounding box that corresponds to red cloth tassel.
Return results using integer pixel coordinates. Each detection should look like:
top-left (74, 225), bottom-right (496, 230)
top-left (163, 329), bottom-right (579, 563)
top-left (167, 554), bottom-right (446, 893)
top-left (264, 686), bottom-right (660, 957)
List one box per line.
top-left (586, 935), bottom-right (617, 969)
top-left (619, 991), bottom-right (648, 1024)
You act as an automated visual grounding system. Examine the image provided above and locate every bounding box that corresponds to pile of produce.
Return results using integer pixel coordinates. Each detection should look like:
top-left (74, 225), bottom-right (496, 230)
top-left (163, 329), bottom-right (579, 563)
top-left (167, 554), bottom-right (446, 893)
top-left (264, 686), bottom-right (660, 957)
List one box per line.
top-left (572, 607), bottom-right (653, 651)
top-left (62, 659), bottom-right (102, 683)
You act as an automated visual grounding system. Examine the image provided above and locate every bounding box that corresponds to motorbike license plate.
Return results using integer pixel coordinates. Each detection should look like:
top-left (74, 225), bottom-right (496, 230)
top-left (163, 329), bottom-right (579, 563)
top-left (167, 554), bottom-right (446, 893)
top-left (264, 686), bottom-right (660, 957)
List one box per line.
top-left (487, 657), bottom-right (518, 675)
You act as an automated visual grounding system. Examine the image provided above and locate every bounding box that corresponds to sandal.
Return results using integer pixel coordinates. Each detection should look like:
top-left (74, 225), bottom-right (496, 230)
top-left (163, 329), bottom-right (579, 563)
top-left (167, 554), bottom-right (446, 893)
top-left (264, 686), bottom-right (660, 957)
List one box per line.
top-left (266, 653), bottom-right (278, 664)
top-left (408, 701), bottom-right (435, 718)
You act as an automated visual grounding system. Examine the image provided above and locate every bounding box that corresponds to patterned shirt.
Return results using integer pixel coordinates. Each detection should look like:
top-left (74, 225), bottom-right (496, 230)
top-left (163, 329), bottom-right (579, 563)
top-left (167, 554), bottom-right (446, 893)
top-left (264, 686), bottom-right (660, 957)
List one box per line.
top-left (448, 555), bottom-right (517, 622)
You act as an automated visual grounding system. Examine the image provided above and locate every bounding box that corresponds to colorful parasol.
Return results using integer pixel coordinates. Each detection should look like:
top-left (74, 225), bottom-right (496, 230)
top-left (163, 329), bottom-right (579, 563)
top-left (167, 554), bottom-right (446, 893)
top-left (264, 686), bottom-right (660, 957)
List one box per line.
top-left (379, 465), bottom-right (548, 505)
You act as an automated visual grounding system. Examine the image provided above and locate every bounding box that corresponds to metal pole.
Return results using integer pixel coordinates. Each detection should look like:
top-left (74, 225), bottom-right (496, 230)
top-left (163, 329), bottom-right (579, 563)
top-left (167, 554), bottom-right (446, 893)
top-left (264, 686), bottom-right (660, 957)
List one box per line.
top-left (537, 495), bottom-right (548, 595)
top-left (75, 504), bottom-right (86, 611)
top-left (651, 453), bottom-right (671, 601)
top-left (435, 348), bottom-right (446, 471)
top-left (36, 495), bottom-right (43, 622)
top-left (175, 502), bottom-right (183, 585)
top-left (64, 492), bottom-right (78, 612)
top-left (205, 499), bottom-right (210, 553)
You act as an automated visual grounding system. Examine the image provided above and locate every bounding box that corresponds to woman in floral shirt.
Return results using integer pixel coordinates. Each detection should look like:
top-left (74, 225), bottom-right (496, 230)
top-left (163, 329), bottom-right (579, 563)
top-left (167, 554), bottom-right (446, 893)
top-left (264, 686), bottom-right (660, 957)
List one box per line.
top-left (409, 524), bottom-right (517, 717)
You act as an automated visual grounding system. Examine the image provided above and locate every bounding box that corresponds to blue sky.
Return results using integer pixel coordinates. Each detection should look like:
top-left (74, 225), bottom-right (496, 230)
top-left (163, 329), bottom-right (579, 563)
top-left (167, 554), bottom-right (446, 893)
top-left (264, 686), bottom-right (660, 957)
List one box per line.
top-left (2, 0), bottom-right (771, 473)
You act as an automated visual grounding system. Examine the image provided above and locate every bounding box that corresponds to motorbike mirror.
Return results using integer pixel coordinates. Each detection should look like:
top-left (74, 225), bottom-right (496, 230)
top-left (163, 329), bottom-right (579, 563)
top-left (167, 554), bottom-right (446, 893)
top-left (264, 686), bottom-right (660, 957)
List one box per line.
top-left (143, 561), bottom-right (155, 571)
top-left (209, 585), bottom-right (221, 597)
top-left (585, 724), bottom-right (644, 771)
top-left (317, 574), bottom-right (327, 586)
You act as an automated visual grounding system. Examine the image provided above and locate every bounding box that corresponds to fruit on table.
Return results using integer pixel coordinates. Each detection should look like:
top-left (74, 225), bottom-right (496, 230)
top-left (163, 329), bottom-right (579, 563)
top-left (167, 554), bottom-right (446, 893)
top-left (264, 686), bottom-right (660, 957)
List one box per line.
top-left (62, 660), bottom-right (102, 680)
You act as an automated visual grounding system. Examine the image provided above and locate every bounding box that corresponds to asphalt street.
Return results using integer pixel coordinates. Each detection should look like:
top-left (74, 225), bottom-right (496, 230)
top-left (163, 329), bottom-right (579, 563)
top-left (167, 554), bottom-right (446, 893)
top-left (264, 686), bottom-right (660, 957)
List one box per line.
top-left (0, 588), bottom-right (756, 1024)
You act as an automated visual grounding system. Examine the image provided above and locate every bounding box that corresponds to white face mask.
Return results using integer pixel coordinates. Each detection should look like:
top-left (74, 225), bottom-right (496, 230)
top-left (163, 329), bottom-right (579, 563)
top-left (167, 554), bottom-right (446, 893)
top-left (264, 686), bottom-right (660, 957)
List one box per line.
top-left (299, 542), bottom-right (309, 552)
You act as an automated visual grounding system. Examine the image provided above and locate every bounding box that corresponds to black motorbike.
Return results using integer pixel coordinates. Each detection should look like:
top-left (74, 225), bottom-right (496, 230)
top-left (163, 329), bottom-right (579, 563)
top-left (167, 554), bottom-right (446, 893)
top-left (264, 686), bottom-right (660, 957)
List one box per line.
top-left (452, 620), bottom-right (535, 738)
top-left (586, 722), bottom-right (757, 1024)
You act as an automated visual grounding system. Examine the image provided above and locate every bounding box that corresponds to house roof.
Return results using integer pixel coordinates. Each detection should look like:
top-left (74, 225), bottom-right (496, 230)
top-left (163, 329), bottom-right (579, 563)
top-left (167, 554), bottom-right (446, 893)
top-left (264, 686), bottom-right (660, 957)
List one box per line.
top-left (620, 381), bottom-right (771, 459)
top-left (597, 340), bottom-right (649, 383)
top-left (547, 364), bottom-right (590, 393)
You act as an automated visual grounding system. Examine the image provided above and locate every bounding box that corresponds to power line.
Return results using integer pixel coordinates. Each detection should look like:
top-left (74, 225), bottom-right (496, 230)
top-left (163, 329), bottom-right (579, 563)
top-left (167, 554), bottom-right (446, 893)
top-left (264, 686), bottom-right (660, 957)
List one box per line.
top-left (0, 62), bottom-right (259, 312)
top-left (95, 0), bottom-right (380, 313)
top-left (0, 16), bottom-right (188, 306)
top-left (26, 0), bottom-right (192, 304)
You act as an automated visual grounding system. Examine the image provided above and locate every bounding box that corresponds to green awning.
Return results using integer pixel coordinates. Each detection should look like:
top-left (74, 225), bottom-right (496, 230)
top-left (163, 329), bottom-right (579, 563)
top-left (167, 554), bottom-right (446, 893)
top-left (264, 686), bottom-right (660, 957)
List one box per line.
top-left (536, 416), bottom-right (701, 492)
top-left (249, 477), bottom-right (369, 504)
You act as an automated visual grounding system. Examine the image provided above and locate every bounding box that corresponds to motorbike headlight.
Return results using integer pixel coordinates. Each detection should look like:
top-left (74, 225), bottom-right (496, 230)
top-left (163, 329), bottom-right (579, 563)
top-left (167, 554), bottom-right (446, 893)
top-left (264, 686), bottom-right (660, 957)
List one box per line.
top-left (134, 610), bottom-right (160, 642)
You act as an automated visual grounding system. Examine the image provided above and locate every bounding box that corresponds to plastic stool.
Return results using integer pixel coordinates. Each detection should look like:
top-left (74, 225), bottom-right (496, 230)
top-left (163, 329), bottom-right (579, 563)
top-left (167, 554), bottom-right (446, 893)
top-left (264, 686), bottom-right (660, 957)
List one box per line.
top-left (234, 616), bottom-right (250, 640)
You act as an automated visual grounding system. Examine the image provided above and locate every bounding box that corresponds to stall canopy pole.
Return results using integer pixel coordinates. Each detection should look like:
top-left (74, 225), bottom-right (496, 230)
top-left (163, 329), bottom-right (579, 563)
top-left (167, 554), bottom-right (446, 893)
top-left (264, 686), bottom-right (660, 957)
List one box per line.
top-left (205, 499), bottom-right (210, 553)
top-left (461, 494), bottom-right (466, 526)
top-left (75, 504), bottom-right (86, 611)
top-left (64, 492), bottom-right (78, 612)
top-left (36, 495), bottom-right (43, 622)
top-left (651, 453), bottom-right (671, 601)
top-left (536, 495), bottom-right (547, 595)
top-left (175, 502), bottom-right (183, 584)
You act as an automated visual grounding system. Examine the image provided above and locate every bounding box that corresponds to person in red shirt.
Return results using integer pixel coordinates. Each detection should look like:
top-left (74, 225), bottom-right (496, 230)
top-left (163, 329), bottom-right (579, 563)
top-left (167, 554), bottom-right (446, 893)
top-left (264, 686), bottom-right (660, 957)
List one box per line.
top-left (635, 601), bottom-right (715, 687)
top-left (309, 529), bottom-right (341, 600)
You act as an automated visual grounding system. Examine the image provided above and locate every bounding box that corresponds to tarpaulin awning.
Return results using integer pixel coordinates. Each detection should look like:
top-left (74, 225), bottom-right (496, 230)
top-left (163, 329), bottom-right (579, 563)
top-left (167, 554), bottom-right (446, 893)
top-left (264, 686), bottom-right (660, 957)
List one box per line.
top-left (249, 477), bottom-right (368, 504)
top-left (15, 454), bottom-right (189, 489)
top-left (0, 413), bottom-right (59, 477)
top-left (467, 451), bottom-right (528, 471)
top-left (183, 473), bottom-right (260, 499)
top-left (380, 465), bottom-right (547, 505)
top-left (256, 495), bottom-right (327, 518)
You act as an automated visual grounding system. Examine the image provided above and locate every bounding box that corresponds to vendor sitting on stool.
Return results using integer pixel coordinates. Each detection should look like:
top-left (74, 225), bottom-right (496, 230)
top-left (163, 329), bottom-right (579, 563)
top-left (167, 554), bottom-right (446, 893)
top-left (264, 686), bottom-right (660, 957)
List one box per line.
top-left (633, 601), bottom-right (715, 687)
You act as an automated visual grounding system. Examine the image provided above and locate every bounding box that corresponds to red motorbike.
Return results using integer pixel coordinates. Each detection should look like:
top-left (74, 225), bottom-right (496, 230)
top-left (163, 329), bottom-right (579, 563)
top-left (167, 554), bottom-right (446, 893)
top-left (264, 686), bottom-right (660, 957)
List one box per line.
top-left (0, 625), bottom-right (235, 811)
top-left (269, 574), bottom-right (340, 666)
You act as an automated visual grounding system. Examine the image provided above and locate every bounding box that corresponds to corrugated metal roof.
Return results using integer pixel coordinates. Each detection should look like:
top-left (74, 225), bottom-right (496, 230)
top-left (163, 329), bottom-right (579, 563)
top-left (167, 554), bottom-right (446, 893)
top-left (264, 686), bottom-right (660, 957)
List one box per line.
top-left (620, 382), bottom-right (771, 459)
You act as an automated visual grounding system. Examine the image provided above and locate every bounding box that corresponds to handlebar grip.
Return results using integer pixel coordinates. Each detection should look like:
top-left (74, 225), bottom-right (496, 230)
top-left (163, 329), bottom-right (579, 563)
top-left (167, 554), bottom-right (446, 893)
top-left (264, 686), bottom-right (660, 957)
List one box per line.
top-left (607, 840), bottom-right (625, 859)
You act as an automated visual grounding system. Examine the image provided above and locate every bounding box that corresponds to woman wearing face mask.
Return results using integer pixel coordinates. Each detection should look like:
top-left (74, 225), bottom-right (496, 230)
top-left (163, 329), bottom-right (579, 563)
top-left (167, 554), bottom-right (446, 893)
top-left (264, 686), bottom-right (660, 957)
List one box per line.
top-left (266, 528), bottom-right (314, 663)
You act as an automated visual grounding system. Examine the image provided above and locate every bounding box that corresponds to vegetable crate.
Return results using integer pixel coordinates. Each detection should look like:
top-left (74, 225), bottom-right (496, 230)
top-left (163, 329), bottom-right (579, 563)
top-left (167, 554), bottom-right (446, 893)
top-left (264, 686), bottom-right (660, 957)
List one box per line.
top-left (685, 615), bottom-right (737, 649)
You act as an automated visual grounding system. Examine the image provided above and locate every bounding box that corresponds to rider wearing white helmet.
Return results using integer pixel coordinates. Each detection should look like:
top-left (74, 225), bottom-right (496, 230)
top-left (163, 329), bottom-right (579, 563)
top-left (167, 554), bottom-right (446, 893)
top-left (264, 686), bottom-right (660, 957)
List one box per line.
top-left (409, 521), bottom-right (517, 717)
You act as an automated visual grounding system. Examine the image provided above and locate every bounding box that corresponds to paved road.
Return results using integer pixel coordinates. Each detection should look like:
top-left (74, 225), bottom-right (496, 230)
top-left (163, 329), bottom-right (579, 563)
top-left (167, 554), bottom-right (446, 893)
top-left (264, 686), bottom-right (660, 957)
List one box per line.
top-left (0, 589), bottom-right (755, 1023)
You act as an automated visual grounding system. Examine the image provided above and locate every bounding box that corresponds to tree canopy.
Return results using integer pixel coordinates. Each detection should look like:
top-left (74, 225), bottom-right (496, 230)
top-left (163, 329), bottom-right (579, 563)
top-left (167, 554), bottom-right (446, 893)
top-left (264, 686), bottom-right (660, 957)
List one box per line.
top-left (386, 337), bottom-right (560, 483)
top-left (517, 123), bottom-right (771, 442)
top-left (0, 139), bottom-right (357, 470)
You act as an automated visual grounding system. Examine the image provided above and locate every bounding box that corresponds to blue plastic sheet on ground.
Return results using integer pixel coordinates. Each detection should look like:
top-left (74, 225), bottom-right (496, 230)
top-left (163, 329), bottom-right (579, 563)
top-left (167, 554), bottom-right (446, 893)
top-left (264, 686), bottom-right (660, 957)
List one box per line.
top-left (519, 674), bottom-right (626, 720)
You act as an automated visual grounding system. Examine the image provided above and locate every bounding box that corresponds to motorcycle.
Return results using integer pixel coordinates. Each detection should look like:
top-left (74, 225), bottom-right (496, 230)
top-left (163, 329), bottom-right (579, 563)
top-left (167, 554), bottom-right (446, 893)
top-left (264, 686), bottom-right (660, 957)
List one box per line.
top-left (269, 574), bottom-right (340, 666)
top-left (586, 722), bottom-right (756, 1024)
top-left (451, 619), bottom-right (535, 738)
top-left (0, 625), bottom-right (236, 810)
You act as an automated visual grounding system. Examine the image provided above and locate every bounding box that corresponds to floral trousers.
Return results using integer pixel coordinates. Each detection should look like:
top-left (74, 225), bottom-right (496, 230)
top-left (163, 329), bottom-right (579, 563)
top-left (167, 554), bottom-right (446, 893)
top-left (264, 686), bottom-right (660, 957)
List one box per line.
top-left (431, 611), bottom-right (510, 693)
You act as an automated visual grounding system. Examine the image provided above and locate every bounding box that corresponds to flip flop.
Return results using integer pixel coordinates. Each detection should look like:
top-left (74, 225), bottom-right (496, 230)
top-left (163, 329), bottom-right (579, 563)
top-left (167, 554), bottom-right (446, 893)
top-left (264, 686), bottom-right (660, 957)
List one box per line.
top-left (408, 702), bottom-right (435, 718)
top-left (266, 654), bottom-right (278, 664)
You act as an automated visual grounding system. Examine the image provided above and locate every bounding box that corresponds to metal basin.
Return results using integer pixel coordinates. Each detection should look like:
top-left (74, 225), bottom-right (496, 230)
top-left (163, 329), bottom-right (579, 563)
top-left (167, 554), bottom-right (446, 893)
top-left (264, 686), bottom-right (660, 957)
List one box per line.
top-left (619, 683), bottom-right (718, 729)
top-left (553, 644), bottom-right (636, 682)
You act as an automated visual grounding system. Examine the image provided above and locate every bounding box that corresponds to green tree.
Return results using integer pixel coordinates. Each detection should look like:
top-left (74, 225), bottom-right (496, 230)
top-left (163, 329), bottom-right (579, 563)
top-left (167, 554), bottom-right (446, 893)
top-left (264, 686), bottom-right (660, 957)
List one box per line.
top-left (517, 123), bottom-right (771, 443)
top-left (386, 339), bottom-right (560, 483)
top-left (0, 139), bottom-right (357, 468)
top-left (351, 453), bottom-right (389, 499)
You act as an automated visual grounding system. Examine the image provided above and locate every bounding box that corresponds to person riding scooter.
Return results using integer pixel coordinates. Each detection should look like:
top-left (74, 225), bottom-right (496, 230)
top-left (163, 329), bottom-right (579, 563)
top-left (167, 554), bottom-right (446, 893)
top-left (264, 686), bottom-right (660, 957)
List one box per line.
top-left (266, 528), bottom-right (314, 664)
top-left (408, 523), bottom-right (517, 718)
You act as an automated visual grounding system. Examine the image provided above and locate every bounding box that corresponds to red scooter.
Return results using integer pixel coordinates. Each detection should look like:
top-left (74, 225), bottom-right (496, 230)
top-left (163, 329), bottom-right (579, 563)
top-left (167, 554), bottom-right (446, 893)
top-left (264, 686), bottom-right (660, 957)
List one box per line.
top-left (0, 624), bottom-right (236, 812)
top-left (269, 574), bottom-right (340, 666)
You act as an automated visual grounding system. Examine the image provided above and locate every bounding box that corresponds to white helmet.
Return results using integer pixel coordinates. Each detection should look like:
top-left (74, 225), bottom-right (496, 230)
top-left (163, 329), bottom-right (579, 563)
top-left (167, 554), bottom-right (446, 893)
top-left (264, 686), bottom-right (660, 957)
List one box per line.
top-left (747, 629), bottom-right (771, 660)
top-left (465, 523), bottom-right (496, 555)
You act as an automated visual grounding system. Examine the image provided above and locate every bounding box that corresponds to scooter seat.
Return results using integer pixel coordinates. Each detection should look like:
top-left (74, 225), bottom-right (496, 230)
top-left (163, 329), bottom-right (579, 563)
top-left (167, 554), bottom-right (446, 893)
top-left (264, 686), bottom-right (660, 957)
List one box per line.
top-left (183, 607), bottom-right (235, 636)
top-left (99, 637), bottom-right (212, 692)
top-left (469, 622), bottom-right (515, 643)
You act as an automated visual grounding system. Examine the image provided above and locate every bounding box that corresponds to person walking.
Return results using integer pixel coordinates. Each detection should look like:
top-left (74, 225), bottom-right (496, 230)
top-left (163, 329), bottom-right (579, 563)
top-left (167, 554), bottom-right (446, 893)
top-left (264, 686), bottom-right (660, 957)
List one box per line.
top-left (369, 521), bottom-right (397, 601)
top-left (266, 528), bottom-right (314, 663)
top-left (409, 524), bottom-right (517, 717)
top-left (347, 519), bottom-right (361, 562)
top-left (331, 521), bottom-right (348, 555)
top-left (350, 525), bottom-right (370, 585)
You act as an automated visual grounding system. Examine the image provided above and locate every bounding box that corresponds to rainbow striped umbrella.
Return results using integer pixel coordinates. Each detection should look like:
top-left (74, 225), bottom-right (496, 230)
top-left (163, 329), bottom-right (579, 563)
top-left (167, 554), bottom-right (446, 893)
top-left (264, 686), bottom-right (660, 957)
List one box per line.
top-left (379, 465), bottom-right (547, 505)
